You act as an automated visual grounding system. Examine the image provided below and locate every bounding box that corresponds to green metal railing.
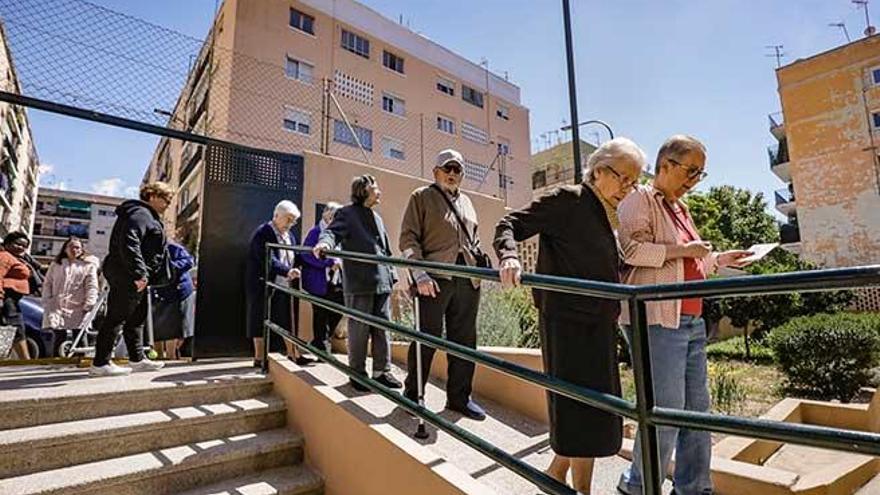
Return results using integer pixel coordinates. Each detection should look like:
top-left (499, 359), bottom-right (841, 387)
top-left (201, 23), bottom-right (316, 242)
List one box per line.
top-left (262, 243), bottom-right (880, 495)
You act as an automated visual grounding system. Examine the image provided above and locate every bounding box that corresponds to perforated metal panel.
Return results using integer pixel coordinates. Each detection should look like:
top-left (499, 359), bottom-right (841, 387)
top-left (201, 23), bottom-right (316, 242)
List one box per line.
top-left (194, 144), bottom-right (304, 357)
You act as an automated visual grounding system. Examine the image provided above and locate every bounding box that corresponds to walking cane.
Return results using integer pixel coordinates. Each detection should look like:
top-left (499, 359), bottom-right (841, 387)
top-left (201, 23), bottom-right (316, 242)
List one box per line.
top-left (145, 286), bottom-right (157, 359)
top-left (411, 275), bottom-right (429, 440)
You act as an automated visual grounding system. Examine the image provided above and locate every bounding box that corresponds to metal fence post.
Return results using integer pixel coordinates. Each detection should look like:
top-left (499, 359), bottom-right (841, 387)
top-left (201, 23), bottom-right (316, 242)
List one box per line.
top-left (262, 244), bottom-right (272, 374)
top-left (629, 298), bottom-right (662, 494)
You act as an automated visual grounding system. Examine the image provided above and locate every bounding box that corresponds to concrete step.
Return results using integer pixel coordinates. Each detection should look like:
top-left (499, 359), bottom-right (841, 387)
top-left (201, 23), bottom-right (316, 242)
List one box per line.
top-left (0, 371), bottom-right (273, 430)
top-left (0, 428), bottom-right (304, 495)
top-left (0, 394), bottom-right (287, 478)
top-left (177, 465), bottom-right (324, 495)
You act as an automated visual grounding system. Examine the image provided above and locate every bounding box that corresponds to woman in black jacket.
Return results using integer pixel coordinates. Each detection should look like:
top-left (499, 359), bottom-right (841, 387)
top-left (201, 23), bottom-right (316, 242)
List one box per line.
top-left (89, 182), bottom-right (174, 377)
top-left (494, 138), bottom-right (646, 493)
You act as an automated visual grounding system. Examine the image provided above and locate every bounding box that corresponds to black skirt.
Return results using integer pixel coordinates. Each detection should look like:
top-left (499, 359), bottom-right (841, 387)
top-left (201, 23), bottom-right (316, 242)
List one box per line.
top-left (246, 288), bottom-right (296, 339)
top-left (541, 311), bottom-right (622, 457)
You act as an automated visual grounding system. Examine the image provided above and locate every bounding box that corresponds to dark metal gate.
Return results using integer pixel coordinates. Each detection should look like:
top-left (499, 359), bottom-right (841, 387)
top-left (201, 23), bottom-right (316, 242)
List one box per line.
top-left (194, 144), bottom-right (303, 357)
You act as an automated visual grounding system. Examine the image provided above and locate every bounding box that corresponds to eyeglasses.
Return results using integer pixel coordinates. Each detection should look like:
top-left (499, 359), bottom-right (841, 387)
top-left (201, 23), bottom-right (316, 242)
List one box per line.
top-left (606, 167), bottom-right (639, 190)
top-left (439, 164), bottom-right (463, 175)
top-left (667, 158), bottom-right (708, 182)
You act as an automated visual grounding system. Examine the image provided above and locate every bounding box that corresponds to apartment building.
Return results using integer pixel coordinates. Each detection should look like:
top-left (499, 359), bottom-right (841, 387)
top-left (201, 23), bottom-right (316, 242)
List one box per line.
top-left (771, 35), bottom-right (880, 268)
top-left (143, 0), bottom-right (531, 249)
top-left (0, 22), bottom-right (40, 239)
top-left (31, 188), bottom-right (123, 265)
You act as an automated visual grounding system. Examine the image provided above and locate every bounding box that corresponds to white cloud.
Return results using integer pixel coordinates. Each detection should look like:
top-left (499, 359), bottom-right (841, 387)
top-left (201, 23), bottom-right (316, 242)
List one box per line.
top-left (37, 163), bottom-right (53, 175)
top-left (91, 178), bottom-right (125, 197)
top-left (124, 186), bottom-right (139, 198)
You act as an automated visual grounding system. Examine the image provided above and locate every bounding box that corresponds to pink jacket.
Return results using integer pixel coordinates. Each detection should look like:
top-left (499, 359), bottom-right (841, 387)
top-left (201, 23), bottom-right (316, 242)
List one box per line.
top-left (41, 257), bottom-right (99, 330)
top-left (617, 185), bottom-right (718, 329)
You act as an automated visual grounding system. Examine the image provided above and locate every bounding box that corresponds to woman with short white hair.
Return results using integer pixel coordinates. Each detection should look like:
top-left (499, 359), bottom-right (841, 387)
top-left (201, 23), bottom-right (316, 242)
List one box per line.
top-left (245, 200), bottom-right (313, 368)
top-left (495, 137), bottom-right (645, 493)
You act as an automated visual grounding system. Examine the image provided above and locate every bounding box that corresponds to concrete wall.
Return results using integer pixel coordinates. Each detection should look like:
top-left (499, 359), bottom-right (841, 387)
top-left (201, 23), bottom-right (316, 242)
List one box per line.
top-left (777, 37), bottom-right (880, 268)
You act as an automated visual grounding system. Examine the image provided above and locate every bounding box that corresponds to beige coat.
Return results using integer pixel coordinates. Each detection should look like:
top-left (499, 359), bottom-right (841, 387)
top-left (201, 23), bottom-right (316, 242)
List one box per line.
top-left (42, 257), bottom-right (99, 330)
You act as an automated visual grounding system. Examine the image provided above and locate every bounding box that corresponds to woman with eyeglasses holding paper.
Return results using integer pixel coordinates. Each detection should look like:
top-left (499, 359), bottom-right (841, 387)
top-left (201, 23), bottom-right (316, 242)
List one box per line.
top-left (616, 135), bottom-right (752, 495)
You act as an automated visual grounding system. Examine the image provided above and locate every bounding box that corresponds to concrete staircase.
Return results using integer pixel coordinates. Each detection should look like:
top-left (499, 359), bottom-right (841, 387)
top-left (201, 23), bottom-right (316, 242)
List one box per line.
top-left (0, 361), bottom-right (323, 495)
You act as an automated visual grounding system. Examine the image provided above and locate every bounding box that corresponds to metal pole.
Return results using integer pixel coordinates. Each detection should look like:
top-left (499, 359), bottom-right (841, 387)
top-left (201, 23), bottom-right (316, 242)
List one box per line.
top-left (262, 244), bottom-right (272, 374)
top-left (145, 287), bottom-right (155, 358)
top-left (629, 299), bottom-right (662, 494)
top-left (561, 0), bottom-right (583, 184)
top-left (413, 291), bottom-right (428, 439)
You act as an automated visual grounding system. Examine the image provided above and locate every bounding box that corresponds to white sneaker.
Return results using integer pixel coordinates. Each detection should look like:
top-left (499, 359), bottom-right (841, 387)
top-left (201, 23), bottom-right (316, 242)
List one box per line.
top-left (129, 358), bottom-right (166, 372)
top-left (89, 362), bottom-right (132, 377)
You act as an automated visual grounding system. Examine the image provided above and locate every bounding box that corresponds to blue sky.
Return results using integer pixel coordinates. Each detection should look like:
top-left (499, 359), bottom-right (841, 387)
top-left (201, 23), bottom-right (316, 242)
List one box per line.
top-left (27, 0), bottom-right (875, 211)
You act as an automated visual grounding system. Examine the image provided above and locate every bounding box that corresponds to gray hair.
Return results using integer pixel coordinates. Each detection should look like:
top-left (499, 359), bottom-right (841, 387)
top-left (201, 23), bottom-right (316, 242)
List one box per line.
top-left (584, 137), bottom-right (647, 183)
top-left (322, 201), bottom-right (343, 221)
top-left (273, 200), bottom-right (300, 219)
top-left (655, 135), bottom-right (706, 174)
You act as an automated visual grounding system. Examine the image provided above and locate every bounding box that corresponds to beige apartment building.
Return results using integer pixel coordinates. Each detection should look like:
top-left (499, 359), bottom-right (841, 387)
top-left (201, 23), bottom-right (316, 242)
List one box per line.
top-left (144, 0), bottom-right (531, 248)
top-left (31, 188), bottom-right (124, 265)
top-left (0, 22), bottom-right (40, 240)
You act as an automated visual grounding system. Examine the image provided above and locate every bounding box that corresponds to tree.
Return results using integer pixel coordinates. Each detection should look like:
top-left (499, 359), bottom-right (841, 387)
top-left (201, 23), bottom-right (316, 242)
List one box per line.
top-left (684, 186), bottom-right (853, 341)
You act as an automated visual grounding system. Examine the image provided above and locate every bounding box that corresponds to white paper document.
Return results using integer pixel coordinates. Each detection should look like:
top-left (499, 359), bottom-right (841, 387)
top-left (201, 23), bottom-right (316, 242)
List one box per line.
top-left (739, 243), bottom-right (779, 264)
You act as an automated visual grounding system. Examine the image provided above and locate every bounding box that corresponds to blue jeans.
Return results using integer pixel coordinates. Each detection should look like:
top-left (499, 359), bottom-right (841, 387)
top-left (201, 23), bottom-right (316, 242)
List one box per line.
top-left (618, 316), bottom-right (713, 495)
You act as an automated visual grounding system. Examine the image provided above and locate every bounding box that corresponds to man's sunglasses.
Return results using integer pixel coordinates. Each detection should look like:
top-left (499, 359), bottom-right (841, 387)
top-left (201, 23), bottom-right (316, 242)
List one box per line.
top-left (439, 164), bottom-right (463, 175)
top-left (667, 158), bottom-right (708, 182)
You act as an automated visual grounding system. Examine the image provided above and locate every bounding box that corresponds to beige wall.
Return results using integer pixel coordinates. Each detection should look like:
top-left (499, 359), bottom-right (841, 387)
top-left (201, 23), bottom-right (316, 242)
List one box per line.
top-left (777, 37), bottom-right (880, 268)
top-left (297, 151), bottom-right (509, 339)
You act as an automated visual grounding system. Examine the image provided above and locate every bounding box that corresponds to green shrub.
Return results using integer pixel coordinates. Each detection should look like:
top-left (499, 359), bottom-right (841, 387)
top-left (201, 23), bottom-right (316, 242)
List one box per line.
top-left (767, 313), bottom-right (880, 402)
top-left (477, 285), bottom-right (540, 348)
top-left (707, 336), bottom-right (774, 363)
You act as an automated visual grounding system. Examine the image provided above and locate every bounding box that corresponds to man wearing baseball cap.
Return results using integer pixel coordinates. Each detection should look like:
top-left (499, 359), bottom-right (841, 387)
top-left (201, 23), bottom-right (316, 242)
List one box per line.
top-left (399, 149), bottom-right (488, 420)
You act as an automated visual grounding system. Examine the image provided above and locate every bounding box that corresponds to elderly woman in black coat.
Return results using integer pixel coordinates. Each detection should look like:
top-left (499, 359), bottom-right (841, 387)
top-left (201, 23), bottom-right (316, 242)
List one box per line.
top-left (494, 138), bottom-right (646, 493)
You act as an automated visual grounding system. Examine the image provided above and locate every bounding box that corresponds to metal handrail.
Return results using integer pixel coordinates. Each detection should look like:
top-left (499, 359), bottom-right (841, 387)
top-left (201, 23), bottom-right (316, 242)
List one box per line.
top-left (262, 243), bottom-right (880, 495)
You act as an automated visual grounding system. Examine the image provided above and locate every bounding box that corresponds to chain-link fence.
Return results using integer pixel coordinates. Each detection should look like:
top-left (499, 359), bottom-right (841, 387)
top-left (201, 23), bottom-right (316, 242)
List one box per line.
top-left (0, 0), bottom-right (520, 204)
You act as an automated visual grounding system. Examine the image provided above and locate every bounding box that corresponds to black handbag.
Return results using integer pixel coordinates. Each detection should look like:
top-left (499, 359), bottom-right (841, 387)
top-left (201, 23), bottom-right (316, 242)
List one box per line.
top-left (430, 184), bottom-right (493, 269)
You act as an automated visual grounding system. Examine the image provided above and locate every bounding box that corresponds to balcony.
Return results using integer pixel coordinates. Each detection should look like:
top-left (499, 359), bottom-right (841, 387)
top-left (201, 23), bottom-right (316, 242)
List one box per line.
top-left (768, 140), bottom-right (791, 182)
top-left (769, 112), bottom-right (785, 140)
top-left (775, 187), bottom-right (796, 216)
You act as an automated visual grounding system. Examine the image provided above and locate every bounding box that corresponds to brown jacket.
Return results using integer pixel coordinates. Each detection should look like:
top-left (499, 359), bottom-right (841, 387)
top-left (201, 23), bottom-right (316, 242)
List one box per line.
top-left (399, 184), bottom-right (481, 288)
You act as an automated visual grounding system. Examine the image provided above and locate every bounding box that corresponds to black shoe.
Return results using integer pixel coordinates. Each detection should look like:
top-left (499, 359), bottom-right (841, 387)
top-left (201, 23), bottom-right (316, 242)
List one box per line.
top-left (374, 373), bottom-right (403, 389)
top-left (402, 389), bottom-right (419, 403)
top-left (292, 355), bottom-right (317, 366)
top-left (253, 359), bottom-right (263, 369)
top-left (349, 378), bottom-right (370, 392)
top-left (446, 399), bottom-right (486, 420)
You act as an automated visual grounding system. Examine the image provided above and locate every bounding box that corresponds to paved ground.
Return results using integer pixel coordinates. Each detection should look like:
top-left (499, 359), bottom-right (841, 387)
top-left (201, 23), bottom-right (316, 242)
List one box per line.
top-left (290, 352), bottom-right (673, 494)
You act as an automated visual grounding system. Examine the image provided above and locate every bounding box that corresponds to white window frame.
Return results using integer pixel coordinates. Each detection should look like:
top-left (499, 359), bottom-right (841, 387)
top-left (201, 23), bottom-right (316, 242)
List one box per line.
top-left (341, 29), bottom-right (370, 59)
top-left (289, 8), bottom-right (316, 36)
top-left (871, 66), bottom-right (880, 86)
top-left (381, 92), bottom-right (406, 117)
top-left (437, 115), bottom-right (456, 135)
top-left (285, 55), bottom-right (314, 84)
top-left (437, 76), bottom-right (455, 97)
top-left (282, 106), bottom-right (312, 136)
top-left (381, 137), bottom-right (406, 161)
top-left (383, 50), bottom-right (405, 75)
top-left (461, 84), bottom-right (484, 108)
top-left (496, 104), bottom-right (510, 121)
top-left (872, 111), bottom-right (880, 130)
top-left (497, 138), bottom-right (511, 157)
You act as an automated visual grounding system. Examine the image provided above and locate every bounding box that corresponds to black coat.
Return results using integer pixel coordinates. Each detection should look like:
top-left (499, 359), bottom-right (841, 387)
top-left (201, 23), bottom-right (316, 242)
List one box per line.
top-left (102, 200), bottom-right (169, 288)
top-left (317, 204), bottom-right (397, 295)
top-left (494, 184), bottom-right (622, 457)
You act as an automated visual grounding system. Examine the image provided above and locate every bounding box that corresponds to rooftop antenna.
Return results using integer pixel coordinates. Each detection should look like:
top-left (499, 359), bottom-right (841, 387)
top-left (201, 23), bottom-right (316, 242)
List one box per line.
top-left (829, 21), bottom-right (852, 42)
top-left (853, 0), bottom-right (876, 36)
top-left (766, 44), bottom-right (785, 68)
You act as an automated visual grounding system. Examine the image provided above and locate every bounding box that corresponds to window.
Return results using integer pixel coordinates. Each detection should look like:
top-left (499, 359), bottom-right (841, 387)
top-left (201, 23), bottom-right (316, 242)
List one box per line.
top-left (462, 85), bottom-right (484, 108)
top-left (872, 67), bottom-right (880, 85)
top-left (382, 137), bottom-right (405, 161)
top-left (283, 107), bottom-right (311, 135)
top-left (333, 119), bottom-right (373, 151)
top-left (461, 122), bottom-right (488, 144)
top-left (285, 56), bottom-right (314, 83)
top-left (289, 8), bottom-right (315, 35)
top-left (437, 77), bottom-right (455, 96)
top-left (496, 104), bottom-right (510, 121)
top-left (341, 29), bottom-right (370, 59)
top-left (872, 112), bottom-right (880, 130)
top-left (383, 50), bottom-right (405, 74)
top-left (381, 93), bottom-right (405, 117)
top-left (436, 115), bottom-right (455, 135)
top-left (497, 139), bottom-right (511, 156)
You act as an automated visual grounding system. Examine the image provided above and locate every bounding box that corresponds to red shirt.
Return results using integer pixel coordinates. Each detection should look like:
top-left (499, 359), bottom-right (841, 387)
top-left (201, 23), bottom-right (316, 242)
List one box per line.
top-left (664, 203), bottom-right (705, 316)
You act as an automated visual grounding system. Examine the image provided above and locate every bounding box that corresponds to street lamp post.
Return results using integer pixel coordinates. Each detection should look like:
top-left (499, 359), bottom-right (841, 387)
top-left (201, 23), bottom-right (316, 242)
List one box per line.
top-left (561, 119), bottom-right (615, 141)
